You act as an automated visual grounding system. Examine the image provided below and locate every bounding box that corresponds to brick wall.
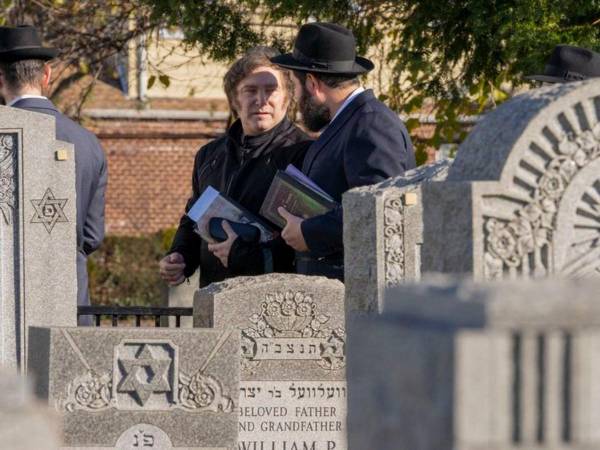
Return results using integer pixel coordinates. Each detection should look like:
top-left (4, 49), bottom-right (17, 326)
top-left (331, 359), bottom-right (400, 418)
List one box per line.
top-left (90, 118), bottom-right (226, 236)
top-left (89, 117), bottom-right (439, 237)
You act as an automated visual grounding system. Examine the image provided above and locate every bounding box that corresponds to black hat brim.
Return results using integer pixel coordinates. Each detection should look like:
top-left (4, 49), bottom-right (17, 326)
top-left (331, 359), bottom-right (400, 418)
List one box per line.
top-left (0, 47), bottom-right (57, 62)
top-left (524, 74), bottom-right (571, 83)
top-left (271, 53), bottom-right (374, 75)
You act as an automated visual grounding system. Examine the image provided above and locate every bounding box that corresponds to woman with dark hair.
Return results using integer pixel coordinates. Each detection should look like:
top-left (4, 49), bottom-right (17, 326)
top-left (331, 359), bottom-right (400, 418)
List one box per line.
top-left (159, 47), bottom-right (311, 287)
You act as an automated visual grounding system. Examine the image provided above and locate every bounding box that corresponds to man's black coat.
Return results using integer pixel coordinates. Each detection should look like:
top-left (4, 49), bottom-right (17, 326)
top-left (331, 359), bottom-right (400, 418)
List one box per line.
top-left (170, 118), bottom-right (311, 287)
top-left (298, 89), bottom-right (416, 279)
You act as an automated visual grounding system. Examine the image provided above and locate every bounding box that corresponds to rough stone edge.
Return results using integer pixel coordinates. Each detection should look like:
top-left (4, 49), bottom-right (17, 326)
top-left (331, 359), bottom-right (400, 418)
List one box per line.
top-left (348, 158), bottom-right (453, 196)
top-left (199, 273), bottom-right (344, 296)
top-left (448, 78), bottom-right (600, 182)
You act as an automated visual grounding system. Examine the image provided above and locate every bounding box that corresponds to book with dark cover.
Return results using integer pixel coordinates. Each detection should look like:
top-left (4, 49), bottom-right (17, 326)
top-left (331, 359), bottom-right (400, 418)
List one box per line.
top-left (187, 186), bottom-right (275, 244)
top-left (259, 166), bottom-right (338, 229)
top-left (208, 217), bottom-right (260, 243)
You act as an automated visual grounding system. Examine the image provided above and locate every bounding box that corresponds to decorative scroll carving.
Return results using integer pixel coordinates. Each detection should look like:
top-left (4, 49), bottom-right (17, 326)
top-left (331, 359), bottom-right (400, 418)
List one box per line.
top-left (241, 291), bottom-right (346, 373)
top-left (179, 371), bottom-right (234, 412)
top-left (484, 123), bottom-right (600, 279)
top-left (60, 371), bottom-right (112, 412)
top-left (0, 133), bottom-right (16, 225)
top-left (384, 195), bottom-right (405, 285)
top-left (60, 339), bottom-right (233, 414)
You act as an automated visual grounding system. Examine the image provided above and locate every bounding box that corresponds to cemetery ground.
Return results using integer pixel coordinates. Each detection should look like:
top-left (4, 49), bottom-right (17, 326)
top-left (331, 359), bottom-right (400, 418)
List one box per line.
top-left (2, 79), bottom-right (600, 450)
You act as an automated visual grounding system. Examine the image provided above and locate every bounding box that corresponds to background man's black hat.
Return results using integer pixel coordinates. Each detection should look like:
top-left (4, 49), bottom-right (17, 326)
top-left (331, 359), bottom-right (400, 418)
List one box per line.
top-left (526, 45), bottom-right (600, 83)
top-left (0, 25), bottom-right (57, 63)
top-left (271, 22), bottom-right (374, 75)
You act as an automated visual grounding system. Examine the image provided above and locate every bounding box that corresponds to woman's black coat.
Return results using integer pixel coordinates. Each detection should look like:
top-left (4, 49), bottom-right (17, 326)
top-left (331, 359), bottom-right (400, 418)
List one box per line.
top-left (169, 118), bottom-right (311, 287)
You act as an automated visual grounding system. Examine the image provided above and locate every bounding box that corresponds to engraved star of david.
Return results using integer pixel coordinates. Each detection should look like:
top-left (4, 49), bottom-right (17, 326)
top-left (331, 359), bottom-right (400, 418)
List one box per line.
top-left (30, 188), bottom-right (68, 233)
top-left (117, 344), bottom-right (172, 406)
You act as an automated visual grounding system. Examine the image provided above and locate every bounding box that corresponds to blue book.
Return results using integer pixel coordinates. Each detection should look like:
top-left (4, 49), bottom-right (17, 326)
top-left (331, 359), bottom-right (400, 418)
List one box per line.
top-left (187, 186), bottom-right (275, 244)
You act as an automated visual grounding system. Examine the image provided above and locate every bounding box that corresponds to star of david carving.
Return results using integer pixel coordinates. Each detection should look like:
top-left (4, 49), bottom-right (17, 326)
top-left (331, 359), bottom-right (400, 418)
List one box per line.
top-left (30, 188), bottom-right (68, 233)
top-left (117, 344), bottom-right (172, 406)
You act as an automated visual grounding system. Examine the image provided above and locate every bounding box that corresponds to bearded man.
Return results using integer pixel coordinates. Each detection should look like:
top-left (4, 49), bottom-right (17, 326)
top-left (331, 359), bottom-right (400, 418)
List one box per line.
top-left (272, 22), bottom-right (416, 281)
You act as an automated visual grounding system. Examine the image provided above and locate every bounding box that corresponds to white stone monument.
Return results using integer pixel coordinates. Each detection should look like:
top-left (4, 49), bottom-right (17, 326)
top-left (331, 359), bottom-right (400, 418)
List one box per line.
top-left (347, 277), bottom-right (600, 450)
top-left (421, 79), bottom-right (600, 280)
top-left (0, 105), bottom-right (77, 371)
top-left (194, 274), bottom-right (346, 450)
top-left (343, 159), bottom-right (452, 312)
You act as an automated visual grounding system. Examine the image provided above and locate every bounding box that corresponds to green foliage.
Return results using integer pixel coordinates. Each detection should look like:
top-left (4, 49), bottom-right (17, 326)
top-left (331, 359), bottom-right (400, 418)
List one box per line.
top-left (142, 0), bottom-right (600, 155)
top-left (158, 74), bottom-right (170, 88)
top-left (147, 74), bottom-right (156, 89)
top-left (87, 229), bottom-right (176, 307)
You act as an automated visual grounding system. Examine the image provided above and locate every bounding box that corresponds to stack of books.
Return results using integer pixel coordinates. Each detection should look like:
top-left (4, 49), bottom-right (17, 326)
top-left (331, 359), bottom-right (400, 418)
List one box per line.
top-left (187, 165), bottom-right (338, 243)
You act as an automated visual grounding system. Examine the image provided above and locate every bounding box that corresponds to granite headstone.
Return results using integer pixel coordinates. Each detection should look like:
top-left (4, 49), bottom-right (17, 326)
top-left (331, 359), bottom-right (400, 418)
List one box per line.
top-left (28, 327), bottom-right (239, 449)
top-left (343, 159), bottom-right (452, 313)
top-left (420, 79), bottom-right (600, 280)
top-left (194, 274), bottom-right (346, 450)
top-left (347, 276), bottom-right (600, 450)
top-left (0, 105), bottom-right (77, 371)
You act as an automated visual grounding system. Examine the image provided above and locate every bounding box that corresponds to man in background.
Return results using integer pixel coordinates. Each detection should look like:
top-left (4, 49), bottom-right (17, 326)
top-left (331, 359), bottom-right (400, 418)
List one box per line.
top-left (526, 45), bottom-right (600, 83)
top-left (272, 22), bottom-right (416, 281)
top-left (0, 25), bottom-right (107, 322)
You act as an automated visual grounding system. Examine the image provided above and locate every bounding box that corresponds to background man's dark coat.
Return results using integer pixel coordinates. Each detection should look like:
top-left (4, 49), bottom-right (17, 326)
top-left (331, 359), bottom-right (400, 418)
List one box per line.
top-left (14, 97), bottom-right (107, 310)
top-left (298, 89), bottom-right (416, 279)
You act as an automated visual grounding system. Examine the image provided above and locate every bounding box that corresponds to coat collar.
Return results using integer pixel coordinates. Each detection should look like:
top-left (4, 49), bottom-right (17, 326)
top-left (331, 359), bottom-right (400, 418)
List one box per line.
top-left (302, 89), bottom-right (375, 174)
top-left (11, 96), bottom-right (59, 113)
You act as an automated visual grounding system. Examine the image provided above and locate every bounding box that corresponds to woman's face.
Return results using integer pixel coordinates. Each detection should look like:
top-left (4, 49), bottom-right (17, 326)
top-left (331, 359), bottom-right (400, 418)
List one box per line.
top-left (235, 66), bottom-right (289, 136)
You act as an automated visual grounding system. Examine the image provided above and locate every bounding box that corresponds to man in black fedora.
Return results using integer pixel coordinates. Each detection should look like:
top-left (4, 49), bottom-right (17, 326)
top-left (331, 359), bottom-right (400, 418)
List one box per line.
top-left (0, 25), bottom-right (107, 323)
top-left (526, 45), bottom-right (600, 83)
top-left (272, 22), bottom-right (416, 281)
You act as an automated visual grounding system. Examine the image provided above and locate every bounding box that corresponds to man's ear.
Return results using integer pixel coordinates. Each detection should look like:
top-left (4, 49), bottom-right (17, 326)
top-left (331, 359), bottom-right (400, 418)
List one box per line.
top-left (305, 73), bottom-right (320, 95)
top-left (41, 63), bottom-right (52, 91)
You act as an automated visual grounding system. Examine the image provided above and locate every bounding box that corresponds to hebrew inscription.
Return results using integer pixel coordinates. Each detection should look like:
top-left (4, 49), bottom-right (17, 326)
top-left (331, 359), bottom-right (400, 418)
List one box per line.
top-left (239, 381), bottom-right (347, 450)
top-left (241, 291), bottom-right (346, 374)
top-left (115, 424), bottom-right (173, 449)
top-left (30, 187), bottom-right (68, 233)
top-left (0, 133), bottom-right (17, 225)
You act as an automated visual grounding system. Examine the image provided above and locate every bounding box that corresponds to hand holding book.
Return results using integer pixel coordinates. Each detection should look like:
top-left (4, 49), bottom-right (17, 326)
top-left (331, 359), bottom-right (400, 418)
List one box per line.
top-left (187, 186), bottom-right (275, 244)
top-left (259, 165), bottom-right (338, 229)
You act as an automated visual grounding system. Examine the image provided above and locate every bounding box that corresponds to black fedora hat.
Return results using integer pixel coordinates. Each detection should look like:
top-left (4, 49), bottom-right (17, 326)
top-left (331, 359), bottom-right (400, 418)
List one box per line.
top-left (0, 25), bottom-right (57, 63)
top-left (271, 22), bottom-right (374, 75)
top-left (526, 45), bottom-right (600, 83)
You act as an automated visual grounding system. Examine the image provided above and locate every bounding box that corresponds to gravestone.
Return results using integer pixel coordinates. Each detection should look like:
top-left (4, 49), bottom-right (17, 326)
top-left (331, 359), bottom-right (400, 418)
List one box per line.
top-left (347, 276), bottom-right (600, 450)
top-left (28, 327), bottom-right (239, 449)
top-left (0, 369), bottom-right (62, 449)
top-left (0, 105), bottom-right (77, 371)
top-left (343, 159), bottom-right (452, 313)
top-left (194, 274), bottom-right (346, 450)
top-left (420, 79), bottom-right (600, 280)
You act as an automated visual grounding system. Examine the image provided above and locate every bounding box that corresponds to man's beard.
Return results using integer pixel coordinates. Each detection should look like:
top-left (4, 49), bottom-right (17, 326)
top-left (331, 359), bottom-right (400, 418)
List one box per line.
top-left (299, 84), bottom-right (331, 132)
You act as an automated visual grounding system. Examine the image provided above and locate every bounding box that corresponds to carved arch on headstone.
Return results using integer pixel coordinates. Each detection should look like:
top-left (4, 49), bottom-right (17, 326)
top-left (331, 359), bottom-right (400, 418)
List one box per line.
top-left (448, 80), bottom-right (600, 279)
top-left (554, 158), bottom-right (600, 277)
